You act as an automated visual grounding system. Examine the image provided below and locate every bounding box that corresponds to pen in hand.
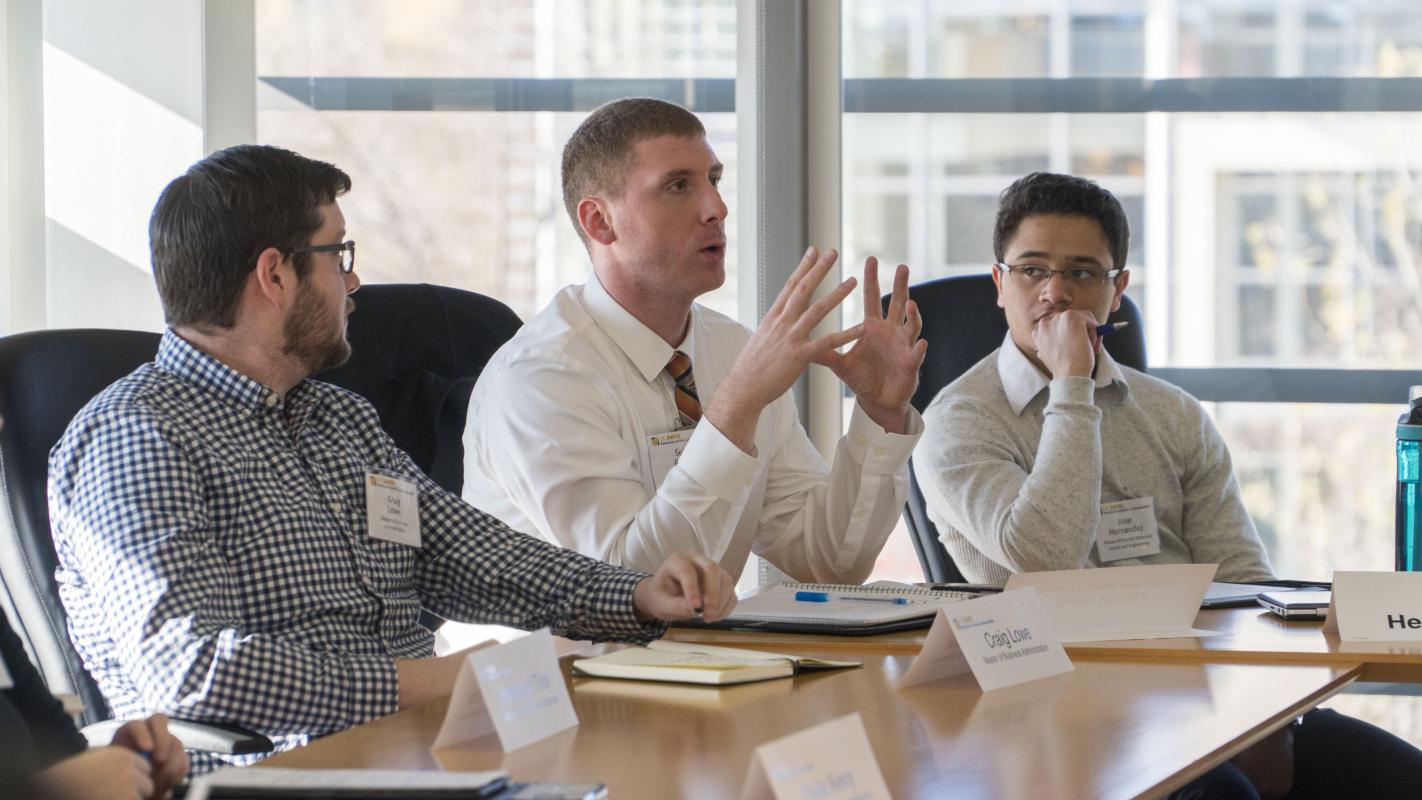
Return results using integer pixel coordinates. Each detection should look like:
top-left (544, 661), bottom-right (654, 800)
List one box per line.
top-left (1095, 320), bottom-right (1130, 336)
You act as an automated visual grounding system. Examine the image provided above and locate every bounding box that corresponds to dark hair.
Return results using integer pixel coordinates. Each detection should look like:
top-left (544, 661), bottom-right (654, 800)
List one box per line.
top-left (149, 144), bottom-right (351, 328)
top-left (993, 172), bottom-right (1130, 270)
top-left (561, 97), bottom-right (706, 245)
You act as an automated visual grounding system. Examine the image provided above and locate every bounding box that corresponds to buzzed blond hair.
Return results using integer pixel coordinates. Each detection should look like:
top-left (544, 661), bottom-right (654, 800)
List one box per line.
top-left (561, 97), bottom-right (706, 245)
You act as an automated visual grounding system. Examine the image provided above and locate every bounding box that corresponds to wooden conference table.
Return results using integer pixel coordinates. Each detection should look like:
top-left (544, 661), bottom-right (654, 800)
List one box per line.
top-left (264, 630), bottom-right (1364, 799)
top-left (662, 606), bottom-right (1422, 682)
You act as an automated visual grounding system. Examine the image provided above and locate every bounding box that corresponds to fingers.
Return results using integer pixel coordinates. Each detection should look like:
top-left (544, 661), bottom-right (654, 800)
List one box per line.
top-left (115, 718), bottom-right (156, 753)
top-left (903, 298), bottom-right (923, 342)
top-left (665, 555), bottom-right (704, 616)
top-left (794, 275), bottom-right (857, 337)
top-left (781, 249), bottom-right (842, 319)
top-left (704, 566), bottom-right (737, 622)
top-left (860, 257), bottom-right (880, 321)
top-left (883, 262), bottom-right (910, 324)
top-left (688, 555), bottom-right (723, 620)
top-left (767, 246), bottom-right (820, 318)
top-left (123, 749), bottom-right (154, 800)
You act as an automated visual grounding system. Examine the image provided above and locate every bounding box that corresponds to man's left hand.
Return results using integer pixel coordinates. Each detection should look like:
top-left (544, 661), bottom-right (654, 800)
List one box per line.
top-left (111, 714), bottom-right (189, 798)
top-left (816, 258), bottom-right (926, 433)
top-left (633, 554), bottom-right (737, 623)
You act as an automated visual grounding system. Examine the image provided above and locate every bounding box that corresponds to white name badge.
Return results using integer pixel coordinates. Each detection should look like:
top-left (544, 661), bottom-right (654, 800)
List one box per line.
top-left (646, 429), bottom-right (692, 489)
top-left (366, 472), bottom-right (421, 547)
top-left (1323, 571), bottom-right (1422, 642)
top-left (1095, 497), bottom-right (1161, 562)
top-left (1004, 563), bottom-right (1216, 642)
top-left (0, 651), bottom-right (12, 690)
top-left (430, 629), bottom-right (579, 752)
top-left (898, 587), bottom-right (1073, 692)
top-left (739, 712), bottom-right (891, 800)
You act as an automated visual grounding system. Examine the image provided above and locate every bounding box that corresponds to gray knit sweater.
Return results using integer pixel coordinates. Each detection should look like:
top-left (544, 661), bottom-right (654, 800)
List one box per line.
top-left (914, 341), bottom-right (1275, 586)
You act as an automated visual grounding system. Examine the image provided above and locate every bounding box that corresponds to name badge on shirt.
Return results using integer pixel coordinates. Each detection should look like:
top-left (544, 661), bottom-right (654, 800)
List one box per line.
top-left (646, 429), bottom-right (693, 490)
top-left (366, 471), bottom-right (421, 547)
top-left (1095, 497), bottom-right (1161, 562)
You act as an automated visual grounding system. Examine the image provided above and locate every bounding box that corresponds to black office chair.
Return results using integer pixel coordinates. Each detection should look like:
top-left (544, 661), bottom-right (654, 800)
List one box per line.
top-left (0, 329), bottom-right (161, 724)
top-left (884, 273), bottom-right (1146, 583)
top-left (318, 282), bottom-right (523, 495)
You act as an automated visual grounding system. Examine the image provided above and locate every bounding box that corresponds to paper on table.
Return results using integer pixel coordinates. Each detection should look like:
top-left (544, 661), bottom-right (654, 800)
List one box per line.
top-left (185, 768), bottom-right (508, 800)
top-left (1004, 564), bottom-right (1220, 642)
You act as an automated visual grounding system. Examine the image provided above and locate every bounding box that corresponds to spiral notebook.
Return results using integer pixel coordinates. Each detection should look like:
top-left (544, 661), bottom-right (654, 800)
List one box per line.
top-left (676, 581), bottom-right (973, 636)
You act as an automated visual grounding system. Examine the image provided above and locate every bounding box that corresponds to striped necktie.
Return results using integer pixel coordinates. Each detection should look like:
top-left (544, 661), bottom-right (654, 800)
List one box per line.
top-left (664, 350), bottom-right (702, 429)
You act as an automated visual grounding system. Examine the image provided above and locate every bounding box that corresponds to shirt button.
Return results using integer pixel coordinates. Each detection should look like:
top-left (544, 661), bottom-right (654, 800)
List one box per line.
top-left (330, 502), bottom-right (342, 516)
top-left (872, 446), bottom-right (886, 457)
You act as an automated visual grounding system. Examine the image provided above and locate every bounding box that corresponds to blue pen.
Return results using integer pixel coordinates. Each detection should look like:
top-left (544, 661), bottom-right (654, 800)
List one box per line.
top-left (794, 591), bottom-right (909, 605)
top-left (1096, 320), bottom-right (1130, 336)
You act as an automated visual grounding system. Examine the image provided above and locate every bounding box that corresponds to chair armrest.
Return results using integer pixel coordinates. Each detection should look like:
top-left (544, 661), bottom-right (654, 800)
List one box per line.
top-left (81, 718), bottom-right (275, 755)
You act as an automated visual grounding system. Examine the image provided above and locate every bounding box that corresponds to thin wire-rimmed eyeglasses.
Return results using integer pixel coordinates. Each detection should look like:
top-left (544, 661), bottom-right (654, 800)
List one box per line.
top-left (287, 240), bottom-right (356, 273)
top-left (994, 262), bottom-right (1123, 288)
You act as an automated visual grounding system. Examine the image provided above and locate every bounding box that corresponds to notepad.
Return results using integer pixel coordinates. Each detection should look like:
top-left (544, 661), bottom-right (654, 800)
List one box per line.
top-left (678, 581), bottom-right (973, 634)
top-left (185, 768), bottom-right (509, 799)
top-left (571, 640), bottom-right (859, 685)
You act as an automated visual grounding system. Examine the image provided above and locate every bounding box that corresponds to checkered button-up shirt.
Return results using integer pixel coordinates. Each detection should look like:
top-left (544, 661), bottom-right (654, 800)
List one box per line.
top-left (49, 330), bottom-right (661, 770)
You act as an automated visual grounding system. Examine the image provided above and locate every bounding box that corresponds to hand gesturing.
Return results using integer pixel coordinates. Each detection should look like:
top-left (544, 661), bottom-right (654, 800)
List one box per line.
top-left (815, 257), bottom-right (926, 433)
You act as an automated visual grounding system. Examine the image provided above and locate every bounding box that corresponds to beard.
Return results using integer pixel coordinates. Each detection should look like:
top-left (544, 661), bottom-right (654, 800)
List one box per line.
top-left (282, 280), bottom-right (352, 373)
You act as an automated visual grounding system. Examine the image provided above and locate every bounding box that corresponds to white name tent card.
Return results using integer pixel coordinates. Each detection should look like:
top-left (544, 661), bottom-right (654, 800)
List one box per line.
top-left (431, 628), bottom-right (579, 752)
top-left (1324, 571), bottom-right (1422, 642)
top-left (739, 712), bottom-right (891, 800)
top-left (1004, 563), bottom-right (1217, 643)
top-left (898, 587), bottom-right (1073, 691)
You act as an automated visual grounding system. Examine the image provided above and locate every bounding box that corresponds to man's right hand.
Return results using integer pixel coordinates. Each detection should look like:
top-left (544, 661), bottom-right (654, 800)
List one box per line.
top-left (1031, 310), bottom-right (1099, 379)
top-left (706, 246), bottom-right (864, 452)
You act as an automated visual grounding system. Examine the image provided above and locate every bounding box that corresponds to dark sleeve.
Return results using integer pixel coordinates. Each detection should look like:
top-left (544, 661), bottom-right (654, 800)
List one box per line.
top-left (0, 612), bottom-right (88, 769)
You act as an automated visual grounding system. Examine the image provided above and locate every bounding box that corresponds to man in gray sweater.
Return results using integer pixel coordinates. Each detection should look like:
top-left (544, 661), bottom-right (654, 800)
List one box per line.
top-left (915, 171), bottom-right (1276, 585)
top-left (915, 172), bottom-right (1422, 799)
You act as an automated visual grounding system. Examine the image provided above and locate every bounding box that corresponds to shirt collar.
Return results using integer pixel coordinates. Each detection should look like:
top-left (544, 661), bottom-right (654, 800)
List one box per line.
top-left (996, 331), bottom-right (1125, 416)
top-left (582, 272), bottom-right (695, 383)
top-left (155, 329), bottom-right (309, 415)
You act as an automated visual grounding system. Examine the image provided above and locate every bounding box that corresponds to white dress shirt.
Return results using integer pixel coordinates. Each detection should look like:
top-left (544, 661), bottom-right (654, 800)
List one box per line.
top-left (462, 274), bottom-right (923, 582)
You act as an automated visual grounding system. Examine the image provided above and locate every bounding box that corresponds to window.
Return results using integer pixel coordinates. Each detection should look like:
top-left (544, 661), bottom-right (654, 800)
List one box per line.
top-left (845, 1), bottom-right (1422, 583)
top-left (254, 0), bottom-right (738, 322)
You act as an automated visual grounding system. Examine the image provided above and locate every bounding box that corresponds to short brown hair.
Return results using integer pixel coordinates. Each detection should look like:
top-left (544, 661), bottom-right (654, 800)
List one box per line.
top-left (151, 145), bottom-right (350, 328)
top-left (561, 97), bottom-right (705, 244)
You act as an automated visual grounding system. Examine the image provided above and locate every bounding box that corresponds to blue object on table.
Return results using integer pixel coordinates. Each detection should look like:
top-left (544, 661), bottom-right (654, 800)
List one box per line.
top-left (1397, 387), bottom-right (1422, 571)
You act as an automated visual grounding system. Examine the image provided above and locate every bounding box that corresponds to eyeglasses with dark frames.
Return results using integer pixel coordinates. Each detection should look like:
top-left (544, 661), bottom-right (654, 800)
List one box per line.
top-left (994, 261), bottom-right (1123, 288)
top-left (286, 240), bottom-right (356, 274)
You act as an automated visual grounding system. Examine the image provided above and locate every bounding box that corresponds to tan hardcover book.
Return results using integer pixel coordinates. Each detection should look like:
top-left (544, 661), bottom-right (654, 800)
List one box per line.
top-left (571, 641), bottom-right (860, 686)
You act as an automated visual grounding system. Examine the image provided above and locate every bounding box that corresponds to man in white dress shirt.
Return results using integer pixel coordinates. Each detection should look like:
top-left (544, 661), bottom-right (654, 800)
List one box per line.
top-left (462, 98), bottom-right (927, 582)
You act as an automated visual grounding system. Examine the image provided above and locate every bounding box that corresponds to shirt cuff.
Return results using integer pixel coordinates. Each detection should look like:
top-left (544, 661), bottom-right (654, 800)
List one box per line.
top-left (841, 402), bottom-right (924, 474)
top-left (589, 568), bottom-right (669, 644)
top-left (343, 653), bottom-right (401, 726)
top-left (1047, 376), bottom-right (1096, 407)
top-left (674, 418), bottom-right (761, 501)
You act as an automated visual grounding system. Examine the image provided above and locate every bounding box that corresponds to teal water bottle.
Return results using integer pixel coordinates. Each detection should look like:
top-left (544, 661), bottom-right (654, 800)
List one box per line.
top-left (1397, 386), bottom-right (1422, 571)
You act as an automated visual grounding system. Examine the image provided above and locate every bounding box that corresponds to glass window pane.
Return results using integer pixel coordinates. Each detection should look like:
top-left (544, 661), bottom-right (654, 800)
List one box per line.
top-left (255, 0), bottom-right (738, 321)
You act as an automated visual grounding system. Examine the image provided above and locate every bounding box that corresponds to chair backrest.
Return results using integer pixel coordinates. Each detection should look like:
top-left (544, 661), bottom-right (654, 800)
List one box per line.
top-left (0, 329), bottom-right (161, 723)
top-left (318, 283), bottom-right (523, 494)
top-left (0, 283), bottom-right (521, 724)
top-left (884, 273), bottom-right (1147, 582)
